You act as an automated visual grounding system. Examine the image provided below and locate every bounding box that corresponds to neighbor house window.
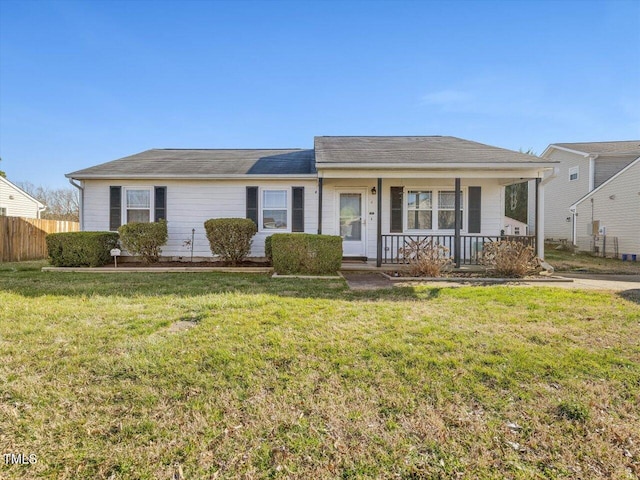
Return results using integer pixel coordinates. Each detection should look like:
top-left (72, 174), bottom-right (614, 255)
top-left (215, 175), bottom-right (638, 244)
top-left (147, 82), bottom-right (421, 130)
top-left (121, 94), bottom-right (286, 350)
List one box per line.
top-left (569, 166), bottom-right (579, 181)
top-left (0, 207), bottom-right (6, 216)
top-left (406, 189), bottom-right (463, 231)
top-left (262, 190), bottom-right (288, 230)
top-left (125, 188), bottom-right (151, 223)
top-left (407, 191), bottom-right (432, 229)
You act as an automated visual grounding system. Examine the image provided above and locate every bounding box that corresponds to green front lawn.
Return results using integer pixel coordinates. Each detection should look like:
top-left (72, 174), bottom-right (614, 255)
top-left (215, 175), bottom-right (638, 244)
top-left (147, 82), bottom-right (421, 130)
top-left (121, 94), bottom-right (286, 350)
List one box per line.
top-left (1, 263), bottom-right (639, 479)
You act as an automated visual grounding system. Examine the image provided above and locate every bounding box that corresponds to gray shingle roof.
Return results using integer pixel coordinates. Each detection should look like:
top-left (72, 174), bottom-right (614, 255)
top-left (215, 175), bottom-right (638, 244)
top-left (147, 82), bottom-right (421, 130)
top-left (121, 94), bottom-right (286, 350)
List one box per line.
top-left (67, 149), bottom-right (316, 178)
top-left (553, 141), bottom-right (640, 156)
top-left (314, 136), bottom-right (550, 165)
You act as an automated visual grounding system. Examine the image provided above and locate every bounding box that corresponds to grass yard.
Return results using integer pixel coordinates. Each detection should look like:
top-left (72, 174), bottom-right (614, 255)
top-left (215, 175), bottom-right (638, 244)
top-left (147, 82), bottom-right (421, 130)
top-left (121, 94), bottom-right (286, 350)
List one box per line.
top-left (545, 248), bottom-right (640, 274)
top-left (1, 262), bottom-right (639, 479)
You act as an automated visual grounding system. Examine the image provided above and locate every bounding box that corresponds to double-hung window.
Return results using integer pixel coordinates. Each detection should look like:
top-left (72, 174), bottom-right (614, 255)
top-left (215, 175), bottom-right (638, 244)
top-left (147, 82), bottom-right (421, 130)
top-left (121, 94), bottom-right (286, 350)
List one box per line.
top-left (407, 191), bottom-right (432, 229)
top-left (406, 189), bottom-right (463, 231)
top-left (569, 166), bottom-right (579, 181)
top-left (262, 190), bottom-right (288, 230)
top-left (438, 191), bottom-right (463, 230)
top-left (125, 188), bottom-right (152, 223)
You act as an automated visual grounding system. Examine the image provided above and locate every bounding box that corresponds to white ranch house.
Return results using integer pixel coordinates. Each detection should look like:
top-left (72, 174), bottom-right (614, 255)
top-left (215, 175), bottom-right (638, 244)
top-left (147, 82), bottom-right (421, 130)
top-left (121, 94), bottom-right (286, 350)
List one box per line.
top-left (66, 136), bottom-right (557, 266)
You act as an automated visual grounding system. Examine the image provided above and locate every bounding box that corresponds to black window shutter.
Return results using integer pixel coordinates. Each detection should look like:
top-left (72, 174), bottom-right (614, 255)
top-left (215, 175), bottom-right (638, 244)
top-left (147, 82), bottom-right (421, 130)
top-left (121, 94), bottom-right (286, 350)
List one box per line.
top-left (109, 186), bottom-right (121, 231)
top-left (390, 187), bottom-right (403, 233)
top-left (246, 186), bottom-right (258, 226)
top-left (154, 186), bottom-right (167, 221)
top-left (468, 186), bottom-right (481, 233)
top-left (292, 187), bottom-right (304, 232)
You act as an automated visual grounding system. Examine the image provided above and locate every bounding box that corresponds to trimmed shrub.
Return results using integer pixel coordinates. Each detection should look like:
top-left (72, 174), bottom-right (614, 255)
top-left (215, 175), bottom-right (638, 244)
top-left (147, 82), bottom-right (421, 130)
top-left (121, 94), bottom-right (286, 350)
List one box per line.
top-left (46, 231), bottom-right (119, 267)
top-left (118, 220), bottom-right (168, 264)
top-left (481, 240), bottom-right (538, 277)
top-left (204, 218), bottom-right (257, 265)
top-left (264, 235), bottom-right (273, 261)
top-left (399, 238), bottom-right (453, 277)
top-left (271, 234), bottom-right (342, 275)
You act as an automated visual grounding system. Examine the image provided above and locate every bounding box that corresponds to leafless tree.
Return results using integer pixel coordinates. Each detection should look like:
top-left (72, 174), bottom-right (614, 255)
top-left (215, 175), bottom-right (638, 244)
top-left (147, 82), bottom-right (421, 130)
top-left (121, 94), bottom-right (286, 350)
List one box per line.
top-left (17, 181), bottom-right (79, 222)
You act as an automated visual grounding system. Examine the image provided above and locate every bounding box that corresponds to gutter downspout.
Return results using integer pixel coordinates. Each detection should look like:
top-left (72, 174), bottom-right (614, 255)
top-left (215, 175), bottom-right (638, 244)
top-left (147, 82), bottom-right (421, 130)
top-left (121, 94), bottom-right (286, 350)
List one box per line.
top-left (68, 178), bottom-right (84, 230)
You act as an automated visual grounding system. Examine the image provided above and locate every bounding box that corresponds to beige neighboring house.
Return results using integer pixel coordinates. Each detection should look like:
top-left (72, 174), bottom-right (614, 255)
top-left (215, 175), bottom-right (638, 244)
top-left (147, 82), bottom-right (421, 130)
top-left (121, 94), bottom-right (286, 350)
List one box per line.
top-left (0, 176), bottom-right (46, 218)
top-left (570, 157), bottom-right (640, 258)
top-left (541, 141), bottom-right (640, 245)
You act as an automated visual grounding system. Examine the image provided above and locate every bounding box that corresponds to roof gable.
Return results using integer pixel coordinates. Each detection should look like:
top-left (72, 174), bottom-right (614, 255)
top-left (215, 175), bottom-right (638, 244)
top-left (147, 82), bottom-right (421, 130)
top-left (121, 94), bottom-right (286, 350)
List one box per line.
top-left (0, 176), bottom-right (45, 208)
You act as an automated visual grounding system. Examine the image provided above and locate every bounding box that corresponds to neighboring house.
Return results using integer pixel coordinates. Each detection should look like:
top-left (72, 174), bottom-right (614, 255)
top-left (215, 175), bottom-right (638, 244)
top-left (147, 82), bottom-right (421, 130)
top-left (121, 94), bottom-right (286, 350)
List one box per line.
top-left (66, 136), bottom-right (557, 265)
top-left (541, 141), bottom-right (640, 243)
top-left (0, 176), bottom-right (46, 218)
top-left (570, 157), bottom-right (640, 258)
top-left (503, 216), bottom-right (529, 236)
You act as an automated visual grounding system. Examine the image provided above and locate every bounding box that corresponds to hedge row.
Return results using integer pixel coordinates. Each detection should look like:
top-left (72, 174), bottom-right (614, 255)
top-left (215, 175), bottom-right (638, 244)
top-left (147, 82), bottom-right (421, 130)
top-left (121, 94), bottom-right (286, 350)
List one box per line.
top-left (46, 232), bottom-right (119, 267)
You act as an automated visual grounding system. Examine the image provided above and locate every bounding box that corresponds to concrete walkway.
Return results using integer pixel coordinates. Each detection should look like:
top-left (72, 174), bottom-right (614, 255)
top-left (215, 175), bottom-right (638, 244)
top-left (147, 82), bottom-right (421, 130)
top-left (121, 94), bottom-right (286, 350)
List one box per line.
top-left (342, 271), bottom-right (640, 292)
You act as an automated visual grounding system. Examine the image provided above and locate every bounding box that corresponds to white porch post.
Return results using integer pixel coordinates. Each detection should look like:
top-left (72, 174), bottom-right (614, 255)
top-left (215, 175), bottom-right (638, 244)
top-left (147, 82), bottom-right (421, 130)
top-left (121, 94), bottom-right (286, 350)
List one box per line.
top-left (536, 178), bottom-right (544, 259)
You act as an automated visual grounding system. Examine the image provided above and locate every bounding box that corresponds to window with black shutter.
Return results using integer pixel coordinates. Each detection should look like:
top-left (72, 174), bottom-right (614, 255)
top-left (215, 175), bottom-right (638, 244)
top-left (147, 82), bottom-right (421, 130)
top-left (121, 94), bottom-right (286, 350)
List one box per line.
top-left (292, 187), bottom-right (304, 232)
top-left (390, 187), bottom-right (403, 233)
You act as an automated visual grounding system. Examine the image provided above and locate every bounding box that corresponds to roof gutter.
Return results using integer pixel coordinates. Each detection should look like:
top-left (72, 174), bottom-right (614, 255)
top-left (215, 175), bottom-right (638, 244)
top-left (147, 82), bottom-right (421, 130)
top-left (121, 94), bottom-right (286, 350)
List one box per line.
top-left (64, 173), bottom-right (318, 180)
top-left (315, 162), bottom-right (558, 169)
top-left (68, 178), bottom-right (84, 230)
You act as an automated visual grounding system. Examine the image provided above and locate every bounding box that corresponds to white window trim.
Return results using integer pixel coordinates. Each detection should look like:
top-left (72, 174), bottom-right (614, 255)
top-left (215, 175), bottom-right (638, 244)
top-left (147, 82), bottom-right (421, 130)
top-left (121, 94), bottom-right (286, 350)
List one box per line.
top-left (122, 186), bottom-right (154, 224)
top-left (404, 187), bottom-right (466, 233)
top-left (569, 166), bottom-right (579, 181)
top-left (0, 206), bottom-right (7, 216)
top-left (259, 187), bottom-right (291, 233)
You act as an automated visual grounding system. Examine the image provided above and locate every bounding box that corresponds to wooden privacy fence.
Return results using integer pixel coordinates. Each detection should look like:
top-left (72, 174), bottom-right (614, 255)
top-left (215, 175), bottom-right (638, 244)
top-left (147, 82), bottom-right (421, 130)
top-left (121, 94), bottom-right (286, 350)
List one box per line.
top-left (0, 217), bottom-right (79, 262)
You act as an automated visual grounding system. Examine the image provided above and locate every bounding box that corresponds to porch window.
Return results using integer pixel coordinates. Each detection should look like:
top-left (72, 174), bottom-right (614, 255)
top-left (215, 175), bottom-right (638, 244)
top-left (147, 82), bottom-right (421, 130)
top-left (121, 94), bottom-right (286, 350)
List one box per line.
top-left (406, 189), bottom-right (463, 231)
top-left (438, 191), bottom-right (463, 230)
top-left (407, 191), bottom-right (432, 229)
top-left (125, 188), bottom-right (151, 223)
top-left (262, 190), bottom-right (288, 230)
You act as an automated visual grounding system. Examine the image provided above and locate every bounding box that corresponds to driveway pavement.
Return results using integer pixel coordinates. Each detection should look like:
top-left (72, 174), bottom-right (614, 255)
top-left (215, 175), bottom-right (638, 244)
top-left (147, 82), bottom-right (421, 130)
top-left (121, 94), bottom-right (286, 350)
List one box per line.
top-left (342, 271), bottom-right (640, 293)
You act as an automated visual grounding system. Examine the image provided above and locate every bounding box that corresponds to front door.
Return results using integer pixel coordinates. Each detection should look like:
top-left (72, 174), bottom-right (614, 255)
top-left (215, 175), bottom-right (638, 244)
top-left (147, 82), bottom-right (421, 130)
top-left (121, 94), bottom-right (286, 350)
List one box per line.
top-left (338, 191), bottom-right (366, 257)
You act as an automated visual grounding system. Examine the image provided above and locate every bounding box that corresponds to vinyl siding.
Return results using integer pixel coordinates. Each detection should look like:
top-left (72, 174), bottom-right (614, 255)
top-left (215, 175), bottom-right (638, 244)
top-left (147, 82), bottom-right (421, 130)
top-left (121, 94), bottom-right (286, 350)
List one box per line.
top-left (593, 156), bottom-right (637, 188)
top-left (574, 160), bottom-right (640, 256)
top-left (82, 179), bottom-right (318, 258)
top-left (542, 149), bottom-right (591, 240)
top-left (0, 179), bottom-right (42, 218)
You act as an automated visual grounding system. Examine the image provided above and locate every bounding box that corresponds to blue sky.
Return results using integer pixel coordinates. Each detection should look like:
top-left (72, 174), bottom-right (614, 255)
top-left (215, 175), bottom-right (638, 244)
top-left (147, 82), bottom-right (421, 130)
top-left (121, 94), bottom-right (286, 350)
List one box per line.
top-left (1, 0), bottom-right (639, 188)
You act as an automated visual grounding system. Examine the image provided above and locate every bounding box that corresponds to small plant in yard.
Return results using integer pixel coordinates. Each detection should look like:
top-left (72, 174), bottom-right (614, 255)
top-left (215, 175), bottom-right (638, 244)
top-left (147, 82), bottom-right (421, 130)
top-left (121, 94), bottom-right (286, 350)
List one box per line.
top-left (557, 400), bottom-right (590, 422)
top-left (399, 238), bottom-right (453, 277)
top-left (271, 233), bottom-right (342, 274)
top-left (481, 240), bottom-right (538, 277)
top-left (118, 220), bottom-right (168, 264)
top-left (204, 218), bottom-right (257, 265)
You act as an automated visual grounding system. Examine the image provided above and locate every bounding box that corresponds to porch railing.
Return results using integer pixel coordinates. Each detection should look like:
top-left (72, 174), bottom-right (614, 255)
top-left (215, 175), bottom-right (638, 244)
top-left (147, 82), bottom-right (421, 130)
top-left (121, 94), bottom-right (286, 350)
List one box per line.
top-left (381, 234), bottom-right (535, 265)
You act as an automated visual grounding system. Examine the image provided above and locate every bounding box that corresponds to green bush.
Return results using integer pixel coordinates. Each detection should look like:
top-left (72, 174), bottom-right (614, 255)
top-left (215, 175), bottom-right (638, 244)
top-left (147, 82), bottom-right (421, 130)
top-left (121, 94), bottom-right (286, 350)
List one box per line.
top-left (46, 231), bottom-right (119, 267)
top-left (271, 234), bottom-right (342, 275)
top-left (118, 220), bottom-right (168, 264)
top-left (264, 235), bottom-right (273, 261)
top-left (204, 218), bottom-right (257, 265)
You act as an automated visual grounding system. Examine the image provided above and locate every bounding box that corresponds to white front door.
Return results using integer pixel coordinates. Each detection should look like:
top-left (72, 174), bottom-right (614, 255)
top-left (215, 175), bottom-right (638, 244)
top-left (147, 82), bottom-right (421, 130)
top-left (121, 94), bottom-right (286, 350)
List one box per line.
top-left (338, 190), bottom-right (366, 257)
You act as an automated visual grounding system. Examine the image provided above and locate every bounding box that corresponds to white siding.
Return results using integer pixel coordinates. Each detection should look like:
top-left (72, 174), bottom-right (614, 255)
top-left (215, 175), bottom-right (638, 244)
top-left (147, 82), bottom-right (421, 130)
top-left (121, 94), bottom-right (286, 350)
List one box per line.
top-left (574, 160), bottom-right (640, 256)
top-left (542, 149), bottom-right (591, 240)
top-left (82, 179), bottom-right (318, 258)
top-left (0, 177), bottom-right (42, 218)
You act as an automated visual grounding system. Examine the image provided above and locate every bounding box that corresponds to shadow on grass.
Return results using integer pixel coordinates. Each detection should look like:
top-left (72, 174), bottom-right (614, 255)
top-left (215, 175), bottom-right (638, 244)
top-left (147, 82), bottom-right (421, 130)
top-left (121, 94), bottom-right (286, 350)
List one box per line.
top-left (618, 289), bottom-right (640, 305)
top-left (0, 270), bottom-right (437, 303)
